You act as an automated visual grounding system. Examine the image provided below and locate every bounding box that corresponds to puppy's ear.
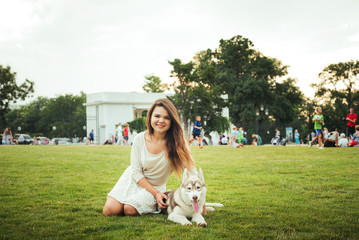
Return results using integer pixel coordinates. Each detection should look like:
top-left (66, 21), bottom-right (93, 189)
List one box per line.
top-left (182, 168), bottom-right (188, 183)
top-left (198, 168), bottom-right (205, 183)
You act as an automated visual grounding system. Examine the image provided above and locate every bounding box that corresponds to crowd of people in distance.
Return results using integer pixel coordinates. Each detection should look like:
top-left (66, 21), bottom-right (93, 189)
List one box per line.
top-left (308, 107), bottom-right (358, 148)
top-left (98, 123), bottom-right (132, 146)
top-left (2, 106), bottom-right (358, 149)
top-left (213, 106), bottom-right (358, 149)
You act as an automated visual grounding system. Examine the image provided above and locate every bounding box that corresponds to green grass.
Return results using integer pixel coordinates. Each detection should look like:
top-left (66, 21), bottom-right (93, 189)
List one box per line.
top-left (1, 145), bottom-right (358, 239)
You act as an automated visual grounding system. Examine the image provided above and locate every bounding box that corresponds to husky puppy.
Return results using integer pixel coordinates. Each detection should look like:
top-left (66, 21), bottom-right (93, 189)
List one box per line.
top-left (163, 168), bottom-right (222, 226)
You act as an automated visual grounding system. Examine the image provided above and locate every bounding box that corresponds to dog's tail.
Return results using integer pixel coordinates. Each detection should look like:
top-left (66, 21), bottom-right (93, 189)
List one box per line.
top-left (205, 203), bottom-right (224, 212)
top-left (206, 203), bottom-right (224, 207)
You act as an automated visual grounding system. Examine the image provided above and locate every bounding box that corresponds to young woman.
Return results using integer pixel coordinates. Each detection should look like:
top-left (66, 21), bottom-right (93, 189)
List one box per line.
top-left (252, 134), bottom-right (262, 146)
top-left (322, 127), bottom-right (329, 144)
top-left (294, 129), bottom-right (300, 145)
top-left (103, 98), bottom-right (194, 216)
top-left (3, 127), bottom-right (13, 145)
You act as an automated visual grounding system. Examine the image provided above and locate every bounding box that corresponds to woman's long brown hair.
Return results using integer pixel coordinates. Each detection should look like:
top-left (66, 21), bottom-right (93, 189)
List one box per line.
top-left (146, 98), bottom-right (194, 177)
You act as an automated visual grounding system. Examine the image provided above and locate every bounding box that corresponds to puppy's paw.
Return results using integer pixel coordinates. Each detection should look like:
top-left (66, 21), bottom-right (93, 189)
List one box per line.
top-left (197, 221), bottom-right (207, 227)
top-left (181, 221), bottom-right (192, 226)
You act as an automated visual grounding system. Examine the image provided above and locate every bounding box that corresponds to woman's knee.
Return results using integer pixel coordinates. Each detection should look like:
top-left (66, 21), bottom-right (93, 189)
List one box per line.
top-left (103, 197), bottom-right (124, 216)
top-left (124, 205), bottom-right (139, 216)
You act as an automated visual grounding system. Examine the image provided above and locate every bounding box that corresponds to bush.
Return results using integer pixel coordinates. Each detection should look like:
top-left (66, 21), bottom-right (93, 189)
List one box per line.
top-left (128, 117), bottom-right (146, 133)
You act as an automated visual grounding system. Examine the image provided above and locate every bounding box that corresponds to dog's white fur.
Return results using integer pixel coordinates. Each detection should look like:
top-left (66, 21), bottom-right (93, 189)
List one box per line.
top-left (163, 168), bottom-right (223, 226)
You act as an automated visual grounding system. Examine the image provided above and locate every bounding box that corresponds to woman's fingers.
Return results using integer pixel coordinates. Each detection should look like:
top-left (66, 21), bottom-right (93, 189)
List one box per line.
top-left (156, 192), bottom-right (168, 208)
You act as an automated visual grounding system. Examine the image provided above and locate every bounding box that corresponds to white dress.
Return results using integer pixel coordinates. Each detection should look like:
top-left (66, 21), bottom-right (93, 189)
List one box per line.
top-left (108, 131), bottom-right (172, 215)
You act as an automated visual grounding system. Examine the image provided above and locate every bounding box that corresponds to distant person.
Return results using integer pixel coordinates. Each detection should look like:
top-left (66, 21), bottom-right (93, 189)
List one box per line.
top-left (89, 130), bottom-right (94, 144)
top-left (238, 127), bottom-right (247, 144)
top-left (294, 129), bottom-right (300, 145)
top-left (306, 134), bottom-right (310, 144)
top-left (231, 133), bottom-right (244, 148)
top-left (18, 134), bottom-right (25, 145)
top-left (275, 128), bottom-right (280, 140)
top-left (345, 107), bottom-right (357, 140)
top-left (123, 124), bottom-right (129, 145)
top-left (103, 138), bottom-right (112, 145)
top-left (310, 131), bottom-right (315, 142)
top-left (252, 134), bottom-right (262, 146)
top-left (220, 135), bottom-right (228, 145)
top-left (348, 125), bottom-right (359, 147)
top-left (2, 127), bottom-right (13, 145)
top-left (309, 107), bottom-right (324, 149)
top-left (33, 137), bottom-right (38, 145)
top-left (188, 115), bottom-right (203, 149)
top-left (236, 129), bottom-right (245, 146)
top-left (324, 127), bottom-right (338, 147)
top-left (322, 127), bottom-right (329, 144)
top-left (230, 126), bottom-right (238, 146)
top-left (338, 133), bottom-right (348, 147)
top-left (116, 123), bottom-right (123, 146)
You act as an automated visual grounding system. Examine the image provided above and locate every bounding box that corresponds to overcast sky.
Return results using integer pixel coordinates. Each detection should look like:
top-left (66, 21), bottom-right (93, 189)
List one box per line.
top-left (1, 0), bottom-right (358, 102)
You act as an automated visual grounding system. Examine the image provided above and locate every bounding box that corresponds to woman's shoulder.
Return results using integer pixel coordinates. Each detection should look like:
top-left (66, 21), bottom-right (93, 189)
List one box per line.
top-left (133, 131), bottom-right (146, 143)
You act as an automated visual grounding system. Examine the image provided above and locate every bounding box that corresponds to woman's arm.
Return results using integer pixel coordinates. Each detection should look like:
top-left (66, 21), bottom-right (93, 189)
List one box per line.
top-left (130, 134), bottom-right (168, 209)
top-left (137, 177), bottom-right (168, 209)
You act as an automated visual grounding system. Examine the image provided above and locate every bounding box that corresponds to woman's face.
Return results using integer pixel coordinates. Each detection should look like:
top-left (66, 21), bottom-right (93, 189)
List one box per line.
top-left (151, 106), bottom-right (171, 134)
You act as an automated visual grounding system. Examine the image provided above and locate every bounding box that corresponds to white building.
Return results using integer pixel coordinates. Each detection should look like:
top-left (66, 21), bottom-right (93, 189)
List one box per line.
top-left (84, 92), bottom-right (168, 144)
top-left (84, 92), bottom-right (229, 145)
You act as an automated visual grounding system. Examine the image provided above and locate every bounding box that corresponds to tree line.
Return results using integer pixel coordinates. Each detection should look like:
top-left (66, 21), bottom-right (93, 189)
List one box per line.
top-left (0, 67), bottom-right (86, 138)
top-left (1, 34), bottom-right (358, 141)
top-left (145, 35), bottom-right (359, 142)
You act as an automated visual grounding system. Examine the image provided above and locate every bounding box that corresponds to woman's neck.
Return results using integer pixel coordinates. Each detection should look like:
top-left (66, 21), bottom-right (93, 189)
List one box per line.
top-left (152, 131), bottom-right (166, 140)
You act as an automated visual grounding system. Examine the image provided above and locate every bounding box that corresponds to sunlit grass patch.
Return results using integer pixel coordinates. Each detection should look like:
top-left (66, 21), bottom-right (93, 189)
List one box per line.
top-left (1, 145), bottom-right (358, 239)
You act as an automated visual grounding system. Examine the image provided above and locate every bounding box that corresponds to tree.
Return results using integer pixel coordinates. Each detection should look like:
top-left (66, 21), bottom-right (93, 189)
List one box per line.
top-left (5, 93), bottom-right (86, 138)
top-left (168, 35), bottom-right (307, 143)
top-left (127, 117), bottom-right (146, 133)
top-left (142, 74), bottom-right (169, 93)
top-left (312, 60), bottom-right (359, 110)
top-left (38, 93), bottom-right (86, 138)
top-left (271, 78), bottom-right (305, 124)
top-left (0, 65), bottom-right (34, 129)
top-left (310, 60), bottom-right (359, 133)
top-left (215, 36), bottom-right (288, 128)
top-left (167, 58), bottom-right (197, 136)
top-left (168, 52), bottom-right (229, 143)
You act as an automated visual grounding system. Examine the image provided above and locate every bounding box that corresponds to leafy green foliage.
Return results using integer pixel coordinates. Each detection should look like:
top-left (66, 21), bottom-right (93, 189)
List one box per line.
top-left (0, 65), bottom-right (34, 128)
top-left (169, 35), bottom-right (305, 140)
top-left (142, 74), bottom-right (168, 93)
top-left (313, 60), bottom-right (359, 108)
top-left (5, 93), bottom-right (86, 138)
top-left (215, 36), bottom-right (290, 126)
top-left (311, 60), bottom-right (359, 132)
top-left (127, 117), bottom-right (146, 133)
top-left (168, 54), bottom-right (229, 138)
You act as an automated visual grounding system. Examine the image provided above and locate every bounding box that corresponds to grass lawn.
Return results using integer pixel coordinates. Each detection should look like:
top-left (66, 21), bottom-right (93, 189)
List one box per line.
top-left (1, 145), bottom-right (358, 239)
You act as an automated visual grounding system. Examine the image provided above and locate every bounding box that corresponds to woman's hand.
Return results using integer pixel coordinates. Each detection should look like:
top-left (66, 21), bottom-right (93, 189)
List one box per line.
top-left (155, 192), bottom-right (168, 209)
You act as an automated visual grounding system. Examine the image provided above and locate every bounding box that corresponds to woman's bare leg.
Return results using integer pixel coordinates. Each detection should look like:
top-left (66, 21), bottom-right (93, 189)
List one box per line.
top-left (103, 196), bottom-right (124, 216)
top-left (318, 134), bottom-right (323, 147)
top-left (124, 204), bottom-right (139, 216)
